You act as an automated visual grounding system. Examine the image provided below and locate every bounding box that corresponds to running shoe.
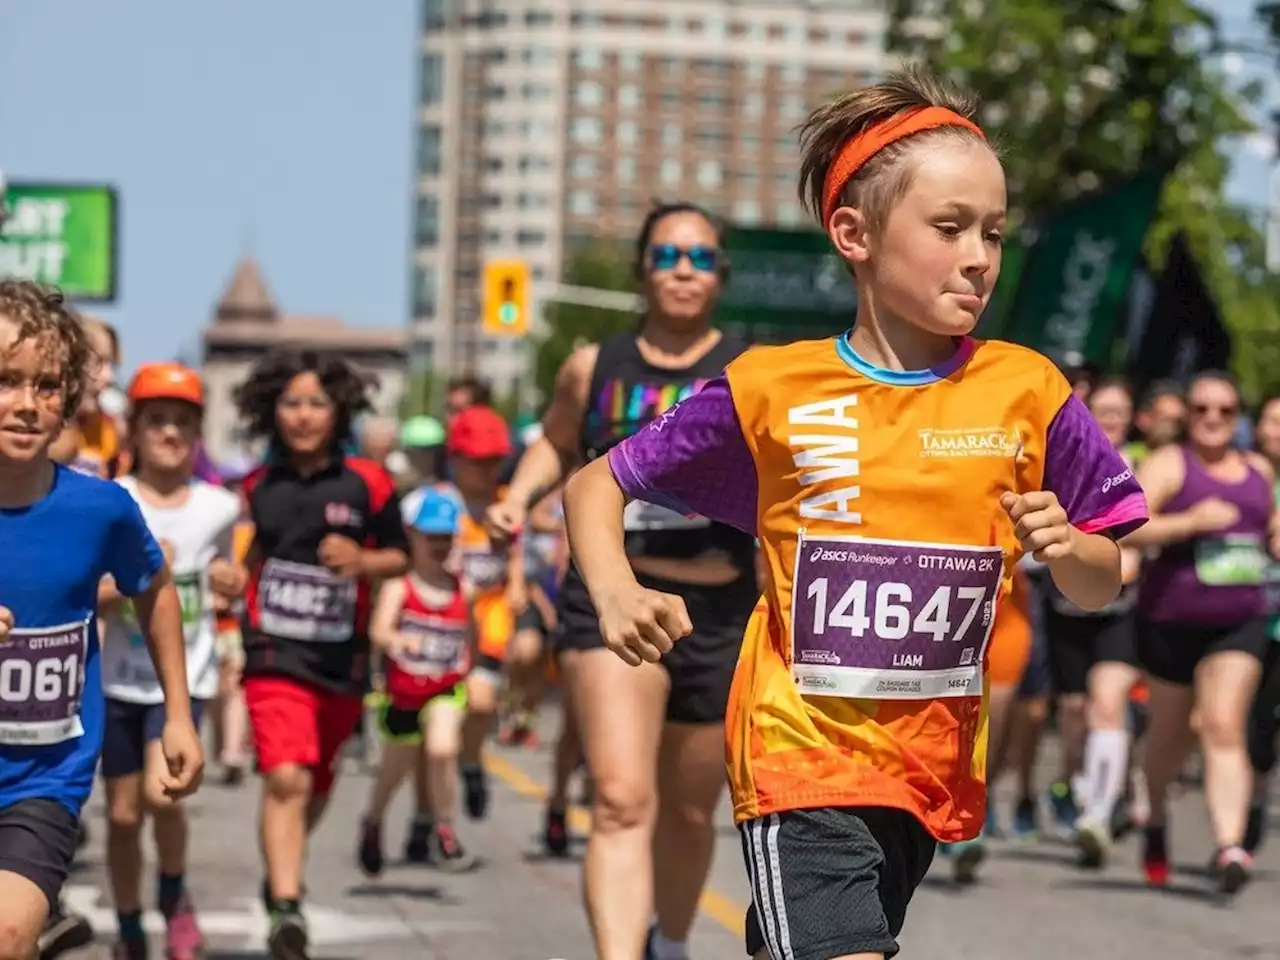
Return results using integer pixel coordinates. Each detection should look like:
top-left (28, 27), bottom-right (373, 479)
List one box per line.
top-left (266, 908), bottom-right (309, 960)
top-left (111, 939), bottom-right (148, 960)
top-left (429, 822), bottom-right (476, 873)
top-left (544, 804), bottom-right (569, 857)
top-left (461, 763), bottom-right (489, 820)
top-left (498, 713), bottom-right (540, 748)
top-left (1011, 796), bottom-right (1039, 841)
top-left (1244, 798), bottom-right (1267, 855)
top-left (1073, 818), bottom-right (1111, 870)
top-left (1141, 825), bottom-right (1170, 887)
top-left (404, 816), bottom-right (432, 864)
top-left (947, 837), bottom-right (986, 885)
top-left (38, 900), bottom-right (94, 960)
top-left (1214, 845), bottom-right (1252, 897)
top-left (1047, 781), bottom-right (1078, 840)
top-left (163, 892), bottom-right (205, 960)
top-left (357, 817), bottom-right (384, 877)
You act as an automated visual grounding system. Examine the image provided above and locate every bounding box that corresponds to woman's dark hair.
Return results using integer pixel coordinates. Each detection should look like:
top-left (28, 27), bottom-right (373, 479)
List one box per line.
top-left (233, 348), bottom-right (375, 451)
top-left (1186, 368), bottom-right (1240, 402)
top-left (446, 375), bottom-right (492, 408)
top-left (1138, 378), bottom-right (1184, 411)
top-left (1087, 376), bottom-right (1133, 404)
top-left (632, 200), bottom-right (730, 282)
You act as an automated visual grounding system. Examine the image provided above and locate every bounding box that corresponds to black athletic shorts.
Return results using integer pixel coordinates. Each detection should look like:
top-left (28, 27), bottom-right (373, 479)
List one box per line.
top-left (515, 604), bottom-right (546, 635)
top-left (1044, 606), bottom-right (1137, 695)
top-left (741, 806), bottom-right (935, 960)
top-left (556, 568), bottom-right (753, 725)
top-left (1248, 638), bottom-right (1280, 775)
top-left (1138, 617), bottom-right (1269, 687)
top-left (0, 798), bottom-right (81, 909)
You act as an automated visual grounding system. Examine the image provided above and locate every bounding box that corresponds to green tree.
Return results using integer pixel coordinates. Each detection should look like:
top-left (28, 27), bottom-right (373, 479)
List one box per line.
top-left (888, 0), bottom-right (1278, 391)
top-left (534, 241), bottom-right (637, 401)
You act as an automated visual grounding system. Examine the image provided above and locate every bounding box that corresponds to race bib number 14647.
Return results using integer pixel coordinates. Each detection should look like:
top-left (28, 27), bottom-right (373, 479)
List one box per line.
top-left (789, 533), bottom-right (1003, 700)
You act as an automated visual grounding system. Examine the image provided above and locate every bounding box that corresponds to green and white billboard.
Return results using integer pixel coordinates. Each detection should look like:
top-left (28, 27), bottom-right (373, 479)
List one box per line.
top-left (0, 183), bottom-right (119, 302)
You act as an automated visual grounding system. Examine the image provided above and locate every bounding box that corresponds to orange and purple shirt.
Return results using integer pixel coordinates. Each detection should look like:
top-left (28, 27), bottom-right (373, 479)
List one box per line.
top-left (607, 335), bottom-right (1147, 841)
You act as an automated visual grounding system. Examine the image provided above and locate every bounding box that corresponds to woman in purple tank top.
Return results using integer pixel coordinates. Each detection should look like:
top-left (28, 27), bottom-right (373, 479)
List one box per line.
top-left (1125, 371), bottom-right (1274, 894)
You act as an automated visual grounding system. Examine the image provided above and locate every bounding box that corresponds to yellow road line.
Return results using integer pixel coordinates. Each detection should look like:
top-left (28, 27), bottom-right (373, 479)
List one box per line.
top-left (484, 753), bottom-right (747, 937)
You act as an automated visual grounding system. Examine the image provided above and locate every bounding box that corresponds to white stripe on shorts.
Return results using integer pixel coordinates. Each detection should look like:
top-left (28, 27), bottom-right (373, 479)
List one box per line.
top-left (746, 814), bottom-right (795, 960)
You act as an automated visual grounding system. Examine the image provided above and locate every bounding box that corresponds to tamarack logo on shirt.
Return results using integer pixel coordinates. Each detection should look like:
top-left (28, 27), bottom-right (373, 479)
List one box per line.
top-left (917, 427), bottom-right (1023, 460)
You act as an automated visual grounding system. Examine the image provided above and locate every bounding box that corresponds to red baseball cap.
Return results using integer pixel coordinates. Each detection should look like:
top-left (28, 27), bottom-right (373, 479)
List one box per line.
top-left (447, 406), bottom-right (512, 459)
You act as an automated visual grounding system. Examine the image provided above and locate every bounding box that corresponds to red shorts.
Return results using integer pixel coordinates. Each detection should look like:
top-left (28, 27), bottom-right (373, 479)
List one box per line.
top-left (243, 675), bottom-right (364, 795)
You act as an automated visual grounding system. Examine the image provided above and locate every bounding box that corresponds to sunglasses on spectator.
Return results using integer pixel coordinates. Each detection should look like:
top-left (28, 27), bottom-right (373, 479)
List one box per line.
top-left (1191, 403), bottom-right (1237, 417)
top-left (648, 244), bottom-right (719, 273)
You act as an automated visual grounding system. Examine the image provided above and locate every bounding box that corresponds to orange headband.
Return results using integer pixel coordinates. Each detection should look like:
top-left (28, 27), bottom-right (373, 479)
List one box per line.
top-left (820, 106), bottom-right (985, 227)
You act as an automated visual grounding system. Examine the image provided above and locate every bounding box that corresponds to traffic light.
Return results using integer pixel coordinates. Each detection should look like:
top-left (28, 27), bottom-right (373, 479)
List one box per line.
top-left (483, 260), bottom-right (530, 337)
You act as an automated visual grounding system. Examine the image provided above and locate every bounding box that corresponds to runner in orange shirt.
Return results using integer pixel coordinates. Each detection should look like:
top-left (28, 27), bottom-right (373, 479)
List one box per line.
top-left (562, 67), bottom-right (1147, 960)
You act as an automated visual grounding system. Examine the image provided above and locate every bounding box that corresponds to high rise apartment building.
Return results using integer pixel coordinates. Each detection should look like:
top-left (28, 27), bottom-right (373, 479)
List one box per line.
top-left (410, 0), bottom-right (890, 392)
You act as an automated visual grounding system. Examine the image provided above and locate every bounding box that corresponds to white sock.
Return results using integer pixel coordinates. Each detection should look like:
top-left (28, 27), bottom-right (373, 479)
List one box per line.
top-left (1084, 728), bottom-right (1130, 825)
top-left (649, 926), bottom-right (688, 960)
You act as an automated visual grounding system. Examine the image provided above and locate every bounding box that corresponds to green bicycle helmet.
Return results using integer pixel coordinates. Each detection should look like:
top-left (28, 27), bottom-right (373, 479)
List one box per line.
top-left (399, 415), bottom-right (445, 449)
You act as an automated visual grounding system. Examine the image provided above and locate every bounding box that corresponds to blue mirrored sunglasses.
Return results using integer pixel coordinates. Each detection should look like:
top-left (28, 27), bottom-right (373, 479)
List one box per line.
top-left (648, 243), bottom-right (719, 273)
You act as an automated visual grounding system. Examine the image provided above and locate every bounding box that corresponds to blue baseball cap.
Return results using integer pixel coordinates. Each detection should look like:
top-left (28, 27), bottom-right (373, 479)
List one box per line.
top-left (412, 488), bottom-right (461, 536)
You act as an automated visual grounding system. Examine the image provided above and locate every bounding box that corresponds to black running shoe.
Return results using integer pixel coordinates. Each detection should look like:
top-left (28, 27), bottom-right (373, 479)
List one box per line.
top-left (38, 900), bottom-right (94, 960)
top-left (462, 763), bottom-right (489, 820)
top-left (544, 805), bottom-right (569, 857)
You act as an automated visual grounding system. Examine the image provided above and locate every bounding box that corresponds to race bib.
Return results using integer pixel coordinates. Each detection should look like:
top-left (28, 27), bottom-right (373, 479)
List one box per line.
top-left (790, 533), bottom-right (1003, 700)
top-left (392, 612), bottom-right (467, 676)
top-left (0, 621), bottom-right (89, 745)
top-left (258, 559), bottom-right (357, 643)
top-left (1194, 535), bottom-right (1267, 587)
top-left (623, 500), bottom-right (710, 532)
top-left (123, 570), bottom-right (204, 640)
top-left (460, 549), bottom-right (507, 591)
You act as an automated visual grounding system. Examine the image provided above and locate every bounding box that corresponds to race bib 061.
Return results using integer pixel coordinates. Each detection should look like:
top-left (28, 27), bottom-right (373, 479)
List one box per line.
top-left (258, 559), bottom-right (357, 643)
top-left (789, 532), bottom-right (1003, 700)
top-left (0, 620), bottom-right (90, 745)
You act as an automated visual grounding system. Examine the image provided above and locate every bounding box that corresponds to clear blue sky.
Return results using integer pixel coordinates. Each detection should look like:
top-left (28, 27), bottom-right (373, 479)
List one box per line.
top-left (0, 0), bottom-right (418, 373)
top-left (0, 0), bottom-right (1274, 374)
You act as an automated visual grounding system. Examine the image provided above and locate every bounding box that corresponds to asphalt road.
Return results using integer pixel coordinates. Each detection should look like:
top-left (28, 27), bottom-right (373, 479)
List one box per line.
top-left (55, 708), bottom-right (1280, 960)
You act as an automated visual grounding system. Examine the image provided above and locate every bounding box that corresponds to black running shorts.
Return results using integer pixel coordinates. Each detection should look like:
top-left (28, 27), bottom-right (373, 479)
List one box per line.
top-left (1044, 607), bottom-right (1137, 696)
top-left (1138, 618), bottom-right (1268, 687)
top-left (556, 568), bottom-right (753, 725)
top-left (740, 806), bottom-right (935, 960)
top-left (0, 797), bottom-right (81, 909)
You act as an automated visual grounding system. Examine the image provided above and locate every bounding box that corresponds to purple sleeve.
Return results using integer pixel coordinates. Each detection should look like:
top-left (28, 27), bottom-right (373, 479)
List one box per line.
top-left (1043, 394), bottom-right (1149, 539)
top-left (606, 377), bottom-right (758, 536)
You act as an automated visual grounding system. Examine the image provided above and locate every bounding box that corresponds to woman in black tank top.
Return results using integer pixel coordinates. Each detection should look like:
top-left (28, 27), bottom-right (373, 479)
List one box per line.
top-left (487, 202), bottom-right (755, 960)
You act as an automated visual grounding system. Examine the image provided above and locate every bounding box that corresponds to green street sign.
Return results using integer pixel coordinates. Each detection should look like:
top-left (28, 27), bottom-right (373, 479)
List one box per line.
top-left (714, 227), bottom-right (855, 342)
top-left (0, 183), bottom-right (119, 302)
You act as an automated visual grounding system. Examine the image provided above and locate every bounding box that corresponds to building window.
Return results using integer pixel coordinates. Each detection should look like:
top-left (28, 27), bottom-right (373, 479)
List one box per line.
top-left (521, 46), bottom-right (554, 65)
top-left (517, 192), bottom-right (550, 209)
top-left (742, 93), bottom-right (763, 118)
top-left (484, 156), bottom-right (504, 173)
top-left (412, 265), bottom-right (439, 316)
top-left (484, 84), bottom-right (506, 101)
top-left (522, 83), bottom-right (553, 101)
top-left (570, 10), bottom-right (602, 27)
top-left (525, 8), bottom-right (553, 26)
top-left (572, 48), bottom-right (603, 69)
top-left (422, 0), bottom-right (449, 29)
top-left (619, 50), bottom-right (641, 72)
top-left (660, 159), bottom-right (681, 186)
top-left (697, 91), bottom-right (731, 111)
top-left (570, 191), bottom-right (597, 216)
top-left (696, 128), bottom-right (728, 148)
top-left (575, 81), bottom-right (603, 107)
top-left (518, 155), bottom-right (552, 173)
top-left (571, 155), bottom-right (599, 179)
top-left (618, 84), bottom-right (640, 109)
top-left (616, 156), bottom-right (637, 184)
top-left (781, 62), bottom-right (806, 84)
top-left (696, 160), bottom-right (723, 189)
top-left (744, 60), bottom-right (766, 82)
top-left (776, 202), bottom-right (804, 226)
top-left (694, 59), bottom-right (732, 79)
top-left (517, 229), bottom-right (548, 246)
top-left (660, 90), bottom-right (680, 111)
top-left (571, 117), bottom-right (603, 144)
top-left (662, 124), bottom-right (681, 148)
top-left (705, 17), bottom-right (726, 41)
top-left (520, 118), bottom-right (553, 139)
top-left (420, 54), bottom-right (444, 105)
top-left (732, 200), bottom-right (760, 226)
top-left (738, 169), bottom-right (759, 187)
top-left (417, 125), bottom-right (443, 175)
top-left (415, 197), bottom-right (439, 246)
top-left (781, 94), bottom-right (806, 120)
top-left (617, 121), bottom-right (639, 145)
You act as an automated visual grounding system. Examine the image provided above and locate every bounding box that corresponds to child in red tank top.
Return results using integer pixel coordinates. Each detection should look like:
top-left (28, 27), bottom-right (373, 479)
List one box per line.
top-left (357, 489), bottom-right (477, 873)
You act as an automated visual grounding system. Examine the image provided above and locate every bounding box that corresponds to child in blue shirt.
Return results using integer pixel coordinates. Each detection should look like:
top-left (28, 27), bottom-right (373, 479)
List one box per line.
top-left (0, 281), bottom-right (203, 960)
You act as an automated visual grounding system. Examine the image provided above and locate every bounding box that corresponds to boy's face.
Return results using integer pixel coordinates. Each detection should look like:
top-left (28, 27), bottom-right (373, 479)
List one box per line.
top-left (0, 316), bottom-right (69, 465)
top-left (449, 454), bottom-right (503, 497)
top-left (411, 530), bottom-right (454, 567)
